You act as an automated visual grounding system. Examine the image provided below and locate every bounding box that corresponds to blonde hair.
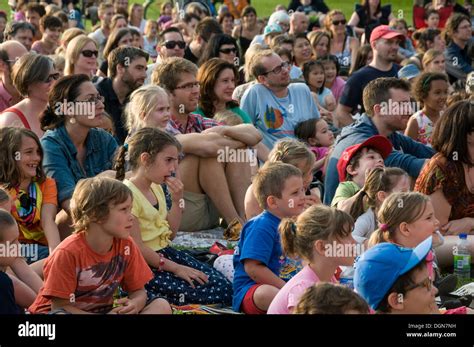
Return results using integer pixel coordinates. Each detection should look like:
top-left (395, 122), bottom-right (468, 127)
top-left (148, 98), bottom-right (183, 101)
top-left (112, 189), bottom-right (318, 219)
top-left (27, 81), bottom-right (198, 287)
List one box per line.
top-left (243, 43), bottom-right (266, 82)
top-left (268, 138), bottom-right (316, 172)
top-left (49, 54), bottom-right (65, 76)
top-left (70, 177), bottom-right (132, 232)
top-left (253, 161), bottom-right (302, 209)
top-left (213, 109), bottom-right (243, 126)
top-left (64, 35), bottom-right (98, 76)
top-left (422, 49), bottom-right (444, 68)
top-left (55, 27), bottom-right (86, 56)
top-left (280, 205), bottom-right (353, 260)
top-left (368, 192), bottom-right (430, 247)
top-left (144, 19), bottom-right (158, 37)
top-left (324, 10), bottom-right (345, 32)
top-left (125, 85), bottom-right (169, 133)
top-left (151, 57), bottom-right (198, 91)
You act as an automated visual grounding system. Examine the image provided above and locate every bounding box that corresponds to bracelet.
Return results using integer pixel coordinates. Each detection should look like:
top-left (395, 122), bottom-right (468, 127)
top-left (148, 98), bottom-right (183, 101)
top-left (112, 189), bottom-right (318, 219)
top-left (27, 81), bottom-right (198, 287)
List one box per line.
top-left (157, 253), bottom-right (165, 271)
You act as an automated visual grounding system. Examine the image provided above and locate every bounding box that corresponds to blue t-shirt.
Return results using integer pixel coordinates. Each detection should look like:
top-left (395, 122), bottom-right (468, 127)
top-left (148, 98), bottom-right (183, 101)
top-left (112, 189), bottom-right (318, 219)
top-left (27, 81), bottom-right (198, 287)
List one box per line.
top-left (241, 83), bottom-right (320, 149)
top-left (232, 210), bottom-right (283, 312)
top-left (339, 64), bottom-right (400, 113)
top-left (317, 87), bottom-right (333, 109)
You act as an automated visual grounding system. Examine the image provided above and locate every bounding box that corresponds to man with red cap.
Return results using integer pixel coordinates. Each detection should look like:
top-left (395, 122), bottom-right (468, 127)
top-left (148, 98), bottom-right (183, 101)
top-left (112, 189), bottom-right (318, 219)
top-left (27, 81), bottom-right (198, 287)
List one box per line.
top-left (335, 25), bottom-right (404, 128)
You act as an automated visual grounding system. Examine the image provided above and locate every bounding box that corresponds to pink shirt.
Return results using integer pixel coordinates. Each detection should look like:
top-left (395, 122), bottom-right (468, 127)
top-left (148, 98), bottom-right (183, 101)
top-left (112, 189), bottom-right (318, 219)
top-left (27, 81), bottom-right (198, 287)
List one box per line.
top-left (267, 265), bottom-right (337, 314)
top-left (0, 81), bottom-right (13, 113)
top-left (330, 77), bottom-right (346, 103)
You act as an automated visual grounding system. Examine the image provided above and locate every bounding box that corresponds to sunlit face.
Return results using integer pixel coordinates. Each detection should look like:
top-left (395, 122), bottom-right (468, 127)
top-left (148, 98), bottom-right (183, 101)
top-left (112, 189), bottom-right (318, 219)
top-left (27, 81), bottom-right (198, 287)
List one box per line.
top-left (72, 81), bottom-right (106, 128)
top-left (121, 57), bottom-right (147, 90)
top-left (75, 41), bottom-right (98, 76)
top-left (455, 19), bottom-right (472, 42)
top-left (100, 196), bottom-right (134, 239)
top-left (293, 37), bottom-right (312, 64)
top-left (218, 44), bottom-right (237, 64)
top-left (29, 67), bottom-right (58, 101)
top-left (243, 12), bottom-right (256, 27)
top-left (272, 175), bottom-right (306, 217)
top-left (322, 60), bottom-right (337, 85)
top-left (43, 26), bottom-right (62, 45)
top-left (307, 65), bottom-right (325, 90)
top-left (143, 93), bottom-right (171, 130)
top-left (18, 135), bottom-right (41, 180)
top-left (423, 79), bottom-right (448, 112)
top-left (404, 201), bottom-right (440, 248)
top-left (382, 89), bottom-right (412, 132)
top-left (314, 36), bottom-right (329, 57)
top-left (170, 72), bottom-right (200, 114)
top-left (145, 145), bottom-right (180, 184)
top-left (213, 68), bottom-right (236, 103)
top-left (25, 10), bottom-right (40, 29)
top-left (313, 119), bottom-right (334, 147)
top-left (115, 18), bottom-right (128, 30)
top-left (424, 54), bottom-right (445, 73)
top-left (374, 38), bottom-right (400, 63)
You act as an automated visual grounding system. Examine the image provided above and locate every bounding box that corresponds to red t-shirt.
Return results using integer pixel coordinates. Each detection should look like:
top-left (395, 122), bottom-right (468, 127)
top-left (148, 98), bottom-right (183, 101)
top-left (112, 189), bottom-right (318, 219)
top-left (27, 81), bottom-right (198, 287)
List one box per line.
top-left (29, 232), bottom-right (153, 313)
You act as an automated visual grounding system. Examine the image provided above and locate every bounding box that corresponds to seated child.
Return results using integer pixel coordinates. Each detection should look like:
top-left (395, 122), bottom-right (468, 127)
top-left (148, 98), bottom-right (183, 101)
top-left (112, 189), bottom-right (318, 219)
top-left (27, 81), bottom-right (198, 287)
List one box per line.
top-left (354, 236), bottom-right (441, 314)
top-left (294, 117), bottom-right (334, 176)
top-left (233, 161), bottom-right (306, 314)
top-left (117, 128), bottom-right (233, 306)
top-left (0, 128), bottom-right (61, 263)
top-left (214, 109), bottom-right (243, 126)
top-left (267, 205), bottom-right (356, 314)
top-left (293, 282), bottom-right (370, 314)
top-left (29, 177), bottom-right (171, 314)
top-left (331, 135), bottom-right (392, 213)
top-left (244, 138), bottom-right (318, 220)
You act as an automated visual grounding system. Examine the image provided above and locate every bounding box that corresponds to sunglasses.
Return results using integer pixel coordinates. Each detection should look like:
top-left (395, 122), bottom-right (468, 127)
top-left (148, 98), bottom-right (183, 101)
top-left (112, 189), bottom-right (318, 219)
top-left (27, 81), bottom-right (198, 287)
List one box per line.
top-left (42, 73), bottom-right (60, 83)
top-left (81, 50), bottom-right (99, 58)
top-left (163, 40), bottom-right (186, 49)
top-left (220, 47), bottom-right (237, 54)
top-left (332, 19), bottom-right (347, 26)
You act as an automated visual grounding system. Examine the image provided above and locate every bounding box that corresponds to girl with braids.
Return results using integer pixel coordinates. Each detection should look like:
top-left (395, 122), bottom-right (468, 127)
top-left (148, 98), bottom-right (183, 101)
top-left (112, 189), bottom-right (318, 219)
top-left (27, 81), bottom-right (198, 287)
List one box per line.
top-left (267, 205), bottom-right (355, 314)
top-left (350, 167), bottom-right (410, 247)
top-left (115, 128), bottom-right (233, 306)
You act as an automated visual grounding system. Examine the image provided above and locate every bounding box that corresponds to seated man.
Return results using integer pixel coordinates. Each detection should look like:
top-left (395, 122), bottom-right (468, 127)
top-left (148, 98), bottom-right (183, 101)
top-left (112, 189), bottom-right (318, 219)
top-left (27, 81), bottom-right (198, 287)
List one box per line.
top-left (152, 57), bottom-right (262, 234)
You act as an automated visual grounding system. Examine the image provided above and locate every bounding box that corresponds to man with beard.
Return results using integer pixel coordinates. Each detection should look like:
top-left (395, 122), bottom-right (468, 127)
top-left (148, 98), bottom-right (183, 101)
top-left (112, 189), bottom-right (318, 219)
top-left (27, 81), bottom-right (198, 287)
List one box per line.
top-left (0, 40), bottom-right (27, 112)
top-left (184, 17), bottom-right (222, 65)
top-left (241, 50), bottom-right (319, 151)
top-left (335, 25), bottom-right (403, 128)
top-left (323, 77), bottom-right (434, 204)
top-left (96, 46), bottom-right (148, 144)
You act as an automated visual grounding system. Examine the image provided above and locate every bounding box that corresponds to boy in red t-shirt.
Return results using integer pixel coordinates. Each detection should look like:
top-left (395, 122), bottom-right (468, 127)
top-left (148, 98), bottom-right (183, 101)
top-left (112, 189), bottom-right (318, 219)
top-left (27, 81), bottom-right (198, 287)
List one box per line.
top-left (29, 177), bottom-right (171, 314)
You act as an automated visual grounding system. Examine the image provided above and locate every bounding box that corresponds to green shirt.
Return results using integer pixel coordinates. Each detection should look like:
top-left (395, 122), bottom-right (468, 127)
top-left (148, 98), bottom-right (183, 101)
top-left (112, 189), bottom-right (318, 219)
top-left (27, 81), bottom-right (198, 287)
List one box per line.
top-left (194, 106), bottom-right (252, 124)
top-left (331, 181), bottom-right (361, 207)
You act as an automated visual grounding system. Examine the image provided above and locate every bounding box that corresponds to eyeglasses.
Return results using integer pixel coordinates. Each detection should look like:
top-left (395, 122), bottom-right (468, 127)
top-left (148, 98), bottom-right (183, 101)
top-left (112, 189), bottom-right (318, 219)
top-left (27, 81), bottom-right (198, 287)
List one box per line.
top-left (405, 277), bottom-right (433, 292)
top-left (78, 95), bottom-right (105, 104)
top-left (81, 50), bottom-right (99, 58)
top-left (174, 81), bottom-right (200, 91)
top-left (163, 40), bottom-right (186, 49)
top-left (332, 19), bottom-right (347, 26)
top-left (262, 61), bottom-right (290, 76)
top-left (42, 73), bottom-right (60, 83)
top-left (220, 47), bottom-right (237, 54)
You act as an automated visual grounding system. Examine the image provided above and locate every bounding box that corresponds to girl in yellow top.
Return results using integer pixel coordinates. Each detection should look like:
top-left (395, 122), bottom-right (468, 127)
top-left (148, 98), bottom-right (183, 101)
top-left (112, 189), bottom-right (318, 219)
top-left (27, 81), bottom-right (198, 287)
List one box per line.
top-left (0, 128), bottom-right (60, 263)
top-left (115, 128), bottom-right (232, 306)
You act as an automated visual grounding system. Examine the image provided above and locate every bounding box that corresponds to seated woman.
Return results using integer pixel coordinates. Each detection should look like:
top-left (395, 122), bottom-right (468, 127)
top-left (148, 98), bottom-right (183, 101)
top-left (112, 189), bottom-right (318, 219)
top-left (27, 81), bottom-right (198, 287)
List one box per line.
top-left (196, 58), bottom-right (251, 123)
top-left (199, 34), bottom-right (241, 68)
top-left (64, 35), bottom-right (99, 80)
top-left (415, 100), bottom-right (474, 266)
top-left (0, 54), bottom-right (58, 138)
top-left (40, 74), bottom-right (118, 239)
top-left (325, 10), bottom-right (360, 76)
top-left (348, 0), bottom-right (394, 43)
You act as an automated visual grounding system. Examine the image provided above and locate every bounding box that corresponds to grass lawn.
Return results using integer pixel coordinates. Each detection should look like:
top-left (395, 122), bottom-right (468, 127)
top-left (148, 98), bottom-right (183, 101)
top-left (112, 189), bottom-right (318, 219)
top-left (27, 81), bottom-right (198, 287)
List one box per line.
top-left (1, 1), bottom-right (416, 30)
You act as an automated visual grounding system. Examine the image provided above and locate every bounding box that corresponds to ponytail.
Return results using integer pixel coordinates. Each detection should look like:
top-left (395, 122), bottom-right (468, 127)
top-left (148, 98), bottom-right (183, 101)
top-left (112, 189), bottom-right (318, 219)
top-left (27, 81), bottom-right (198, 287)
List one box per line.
top-left (114, 144), bottom-right (128, 181)
top-left (368, 227), bottom-right (390, 248)
top-left (279, 218), bottom-right (298, 257)
top-left (349, 190), bottom-right (367, 221)
top-left (40, 105), bottom-right (64, 131)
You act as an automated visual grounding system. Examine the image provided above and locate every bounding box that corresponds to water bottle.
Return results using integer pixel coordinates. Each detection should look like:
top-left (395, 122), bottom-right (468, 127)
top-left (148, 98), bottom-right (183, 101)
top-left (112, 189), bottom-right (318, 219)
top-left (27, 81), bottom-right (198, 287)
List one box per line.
top-left (453, 234), bottom-right (471, 281)
top-left (339, 266), bottom-right (354, 289)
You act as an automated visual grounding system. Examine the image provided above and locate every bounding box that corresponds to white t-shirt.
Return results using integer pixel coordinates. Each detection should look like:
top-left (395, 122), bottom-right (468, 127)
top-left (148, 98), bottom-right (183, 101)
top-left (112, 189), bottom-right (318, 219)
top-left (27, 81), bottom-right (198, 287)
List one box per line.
top-left (352, 207), bottom-right (376, 244)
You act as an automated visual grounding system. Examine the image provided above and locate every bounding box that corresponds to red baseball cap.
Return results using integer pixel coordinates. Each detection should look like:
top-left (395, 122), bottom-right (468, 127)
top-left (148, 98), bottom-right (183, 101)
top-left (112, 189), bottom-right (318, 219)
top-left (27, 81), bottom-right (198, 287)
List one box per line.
top-left (337, 135), bottom-right (393, 182)
top-left (370, 25), bottom-right (405, 45)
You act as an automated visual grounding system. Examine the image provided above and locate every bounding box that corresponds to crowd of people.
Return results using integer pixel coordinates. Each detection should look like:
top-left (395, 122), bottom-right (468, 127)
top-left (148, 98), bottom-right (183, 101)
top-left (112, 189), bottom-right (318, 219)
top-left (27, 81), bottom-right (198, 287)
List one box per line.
top-left (0, 0), bottom-right (474, 315)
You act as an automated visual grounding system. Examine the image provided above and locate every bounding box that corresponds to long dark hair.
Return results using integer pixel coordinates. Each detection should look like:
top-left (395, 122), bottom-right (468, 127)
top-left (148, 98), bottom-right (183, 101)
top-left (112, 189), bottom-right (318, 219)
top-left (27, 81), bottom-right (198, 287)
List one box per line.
top-left (198, 34), bottom-right (240, 66)
top-left (197, 58), bottom-right (239, 118)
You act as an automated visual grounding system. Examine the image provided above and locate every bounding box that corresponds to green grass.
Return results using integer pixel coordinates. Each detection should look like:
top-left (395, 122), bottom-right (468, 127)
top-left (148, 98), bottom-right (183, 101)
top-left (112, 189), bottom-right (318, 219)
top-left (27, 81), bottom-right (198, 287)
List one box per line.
top-left (0, 1), bottom-right (414, 30)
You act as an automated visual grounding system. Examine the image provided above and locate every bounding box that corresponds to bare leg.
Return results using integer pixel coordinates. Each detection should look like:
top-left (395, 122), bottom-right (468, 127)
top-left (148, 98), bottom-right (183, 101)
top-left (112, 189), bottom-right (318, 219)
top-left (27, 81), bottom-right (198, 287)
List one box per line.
top-left (179, 155), bottom-right (203, 194)
top-left (199, 157), bottom-right (241, 225)
top-left (140, 298), bottom-right (172, 314)
top-left (56, 210), bottom-right (73, 240)
top-left (253, 284), bottom-right (280, 312)
top-left (30, 258), bottom-right (46, 280)
top-left (225, 161), bottom-right (251, 221)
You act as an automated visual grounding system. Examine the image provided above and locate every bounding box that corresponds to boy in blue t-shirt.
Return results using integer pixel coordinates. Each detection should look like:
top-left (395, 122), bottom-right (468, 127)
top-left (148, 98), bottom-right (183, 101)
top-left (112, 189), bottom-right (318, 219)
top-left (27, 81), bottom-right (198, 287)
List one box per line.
top-left (233, 162), bottom-right (306, 314)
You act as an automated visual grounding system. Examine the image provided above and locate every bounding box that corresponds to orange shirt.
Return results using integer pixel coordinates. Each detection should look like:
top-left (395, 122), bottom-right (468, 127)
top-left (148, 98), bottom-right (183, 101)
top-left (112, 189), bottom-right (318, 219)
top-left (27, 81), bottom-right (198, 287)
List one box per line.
top-left (29, 232), bottom-right (153, 314)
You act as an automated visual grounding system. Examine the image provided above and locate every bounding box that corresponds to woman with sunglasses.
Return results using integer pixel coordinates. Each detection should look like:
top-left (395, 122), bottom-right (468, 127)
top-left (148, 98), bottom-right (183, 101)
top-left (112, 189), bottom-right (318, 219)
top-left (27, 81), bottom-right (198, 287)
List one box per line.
top-left (199, 34), bottom-right (241, 68)
top-left (325, 10), bottom-right (360, 77)
top-left (0, 53), bottom-right (58, 138)
top-left (40, 74), bottom-right (117, 239)
top-left (64, 35), bottom-right (99, 80)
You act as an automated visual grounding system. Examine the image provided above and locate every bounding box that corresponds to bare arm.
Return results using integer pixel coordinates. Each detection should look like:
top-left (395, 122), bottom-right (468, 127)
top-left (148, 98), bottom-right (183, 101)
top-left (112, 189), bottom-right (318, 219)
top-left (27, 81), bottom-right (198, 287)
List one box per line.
top-left (348, 12), bottom-right (364, 34)
top-left (404, 116), bottom-right (419, 141)
top-left (336, 193), bottom-right (360, 214)
top-left (244, 259), bottom-right (286, 288)
top-left (429, 189), bottom-right (452, 230)
top-left (244, 184), bottom-right (263, 220)
top-left (349, 37), bottom-right (360, 72)
top-left (334, 103), bottom-right (354, 128)
top-left (40, 204), bottom-right (61, 253)
top-left (203, 124), bottom-right (263, 146)
top-left (176, 132), bottom-right (246, 157)
top-left (9, 274), bottom-right (38, 308)
top-left (0, 112), bottom-right (26, 129)
top-left (10, 257), bottom-right (43, 293)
